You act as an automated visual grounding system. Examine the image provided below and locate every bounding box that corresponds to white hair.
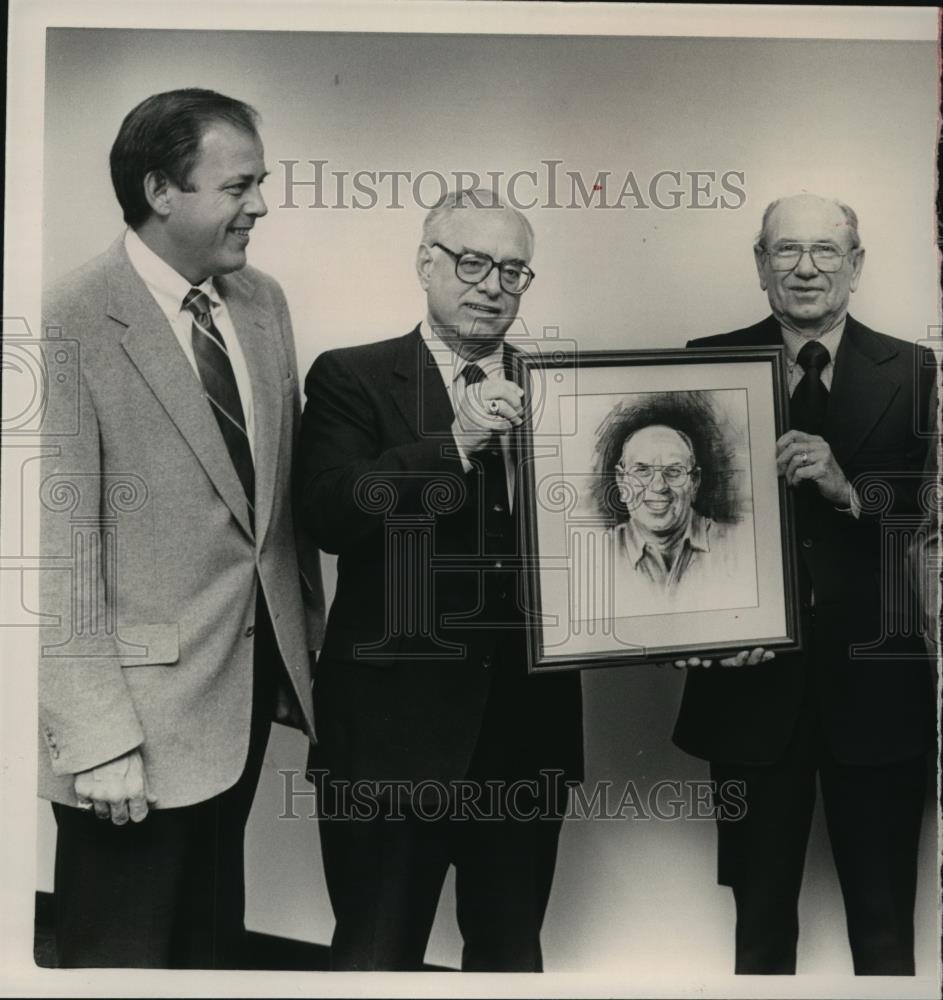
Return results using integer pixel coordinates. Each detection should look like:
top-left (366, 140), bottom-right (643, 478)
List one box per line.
top-left (421, 188), bottom-right (535, 259)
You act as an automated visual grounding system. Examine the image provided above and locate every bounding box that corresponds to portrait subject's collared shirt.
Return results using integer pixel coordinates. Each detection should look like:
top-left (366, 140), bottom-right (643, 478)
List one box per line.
top-left (603, 509), bottom-right (755, 618)
top-left (420, 320), bottom-right (515, 509)
top-left (614, 510), bottom-right (713, 592)
top-left (124, 228), bottom-right (256, 457)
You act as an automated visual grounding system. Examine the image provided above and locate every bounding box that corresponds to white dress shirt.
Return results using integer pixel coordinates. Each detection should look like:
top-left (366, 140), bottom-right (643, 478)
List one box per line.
top-left (124, 228), bottom-right (256, 457)
top-left (419, 320), bottom-right (515, 508)
top-left (780, 318), bottom-right (845, 394)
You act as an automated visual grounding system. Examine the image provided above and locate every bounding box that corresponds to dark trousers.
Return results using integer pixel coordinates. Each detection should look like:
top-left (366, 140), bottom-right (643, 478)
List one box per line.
top-left (51, 592), bottom-right (278, 969)
top-left (711, 704), bottom-right (927, 976)
top-left (316, 651), bottom-right (567, 972)
top-left (318, 790), bottom-right (563, 972)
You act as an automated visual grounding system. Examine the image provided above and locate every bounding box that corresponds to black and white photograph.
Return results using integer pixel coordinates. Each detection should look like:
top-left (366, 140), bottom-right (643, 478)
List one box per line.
top-left (1, 3), bottom-right (939, 998)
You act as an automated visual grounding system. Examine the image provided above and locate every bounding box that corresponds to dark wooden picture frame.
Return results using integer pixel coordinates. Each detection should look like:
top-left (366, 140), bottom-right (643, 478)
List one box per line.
top-left (515, 346), bottom-right (803, 672)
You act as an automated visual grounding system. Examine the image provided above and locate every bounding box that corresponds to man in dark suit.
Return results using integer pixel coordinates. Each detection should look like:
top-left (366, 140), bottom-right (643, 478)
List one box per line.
top-left (39, 89), bottom-right (322, 967)
top-left (673, 194), bottom-right (936, 975)
top-left (299, 190), bottom-right (583, 971)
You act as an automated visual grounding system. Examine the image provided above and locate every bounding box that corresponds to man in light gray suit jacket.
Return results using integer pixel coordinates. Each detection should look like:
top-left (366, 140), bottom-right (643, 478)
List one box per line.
top-left (38, 89), bottom-right (322, 968)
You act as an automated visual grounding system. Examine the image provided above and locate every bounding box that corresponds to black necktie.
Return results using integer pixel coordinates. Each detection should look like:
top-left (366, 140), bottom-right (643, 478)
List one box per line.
top-left (790, 340), bottom-right (830, 435)
top-left (462, 362), bottom-right (508, 513)
top-left (183, 288), bottom-right (256, 531)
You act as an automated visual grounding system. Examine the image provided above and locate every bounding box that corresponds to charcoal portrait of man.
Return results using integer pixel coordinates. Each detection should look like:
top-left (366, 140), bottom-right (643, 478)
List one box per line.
top-left (590, 390), bottom-right (758, 616)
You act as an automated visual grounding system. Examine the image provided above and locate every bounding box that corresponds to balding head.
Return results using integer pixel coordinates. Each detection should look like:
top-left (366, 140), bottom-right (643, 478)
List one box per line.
top-left (757, 194), bottom-right (861, 254)
top-left (753, 193), bottom-right (865, 337)
top-left (421, 188), bottom-right (535, 260)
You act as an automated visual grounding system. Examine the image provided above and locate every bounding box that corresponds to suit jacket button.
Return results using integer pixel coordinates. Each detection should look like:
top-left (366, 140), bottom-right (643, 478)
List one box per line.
top-left (482, 654), bottom-right (492, 669)
top-left (801, 538), bottom-right (813, 549)
top-left (245, 625), bottom-right (256, 637)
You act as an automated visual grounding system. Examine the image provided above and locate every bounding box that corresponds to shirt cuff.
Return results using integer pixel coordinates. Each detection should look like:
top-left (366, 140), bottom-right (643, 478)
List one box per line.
top-left (455, 438), bottom-right (473, 474)
top-left (835, 484), bottom-right (861, 519)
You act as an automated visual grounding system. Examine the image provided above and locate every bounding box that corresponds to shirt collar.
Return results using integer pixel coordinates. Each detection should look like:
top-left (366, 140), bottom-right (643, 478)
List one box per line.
top-left (419, 318), bottom-right (505, 388)
top-left (780, 316), bottom-right (845, 369)
top-left (616, 510), bottom-right (711, 568)
top-left (124, 228), bottom-right (218, 326)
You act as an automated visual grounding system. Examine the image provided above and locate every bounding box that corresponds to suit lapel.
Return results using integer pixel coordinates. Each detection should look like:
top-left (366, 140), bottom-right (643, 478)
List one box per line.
top-left (745, 313), bottom-right (899, 464)
top-left (391, 326), bottom-right (456, 440)
top-left (825, 316), bottom-right (899, 465)
top-left (111, 242), bottom-right (254, 538)
top-left (218, 271), bottom-right (283, 545)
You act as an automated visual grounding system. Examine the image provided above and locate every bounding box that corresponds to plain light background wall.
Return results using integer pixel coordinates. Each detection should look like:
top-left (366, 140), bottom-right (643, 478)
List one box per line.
top-left (38, 27), bottom-right (939, 979)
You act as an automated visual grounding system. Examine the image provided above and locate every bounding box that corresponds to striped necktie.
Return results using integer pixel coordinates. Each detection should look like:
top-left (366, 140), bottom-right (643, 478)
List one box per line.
top-left (183, 287), bottom-right (255, 532)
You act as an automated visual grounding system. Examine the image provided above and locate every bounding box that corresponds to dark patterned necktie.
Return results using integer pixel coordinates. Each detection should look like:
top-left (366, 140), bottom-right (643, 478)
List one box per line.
top-left (462, 362), bottom-right (508, 512)
top-left (790, 340), bottom-right (831, 434)
top-left (183, 287), bottom-right (255, 531)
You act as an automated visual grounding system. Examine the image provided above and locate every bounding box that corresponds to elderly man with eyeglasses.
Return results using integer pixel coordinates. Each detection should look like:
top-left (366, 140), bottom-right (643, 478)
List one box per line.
top-left (586, 390), bottom-right (758, 619)
top-left (298, 189), bottom-right (582, 971)
top-left (614, 426), bottom-right (705, 588)
top-left (673, 193), bottom-right (936, 976)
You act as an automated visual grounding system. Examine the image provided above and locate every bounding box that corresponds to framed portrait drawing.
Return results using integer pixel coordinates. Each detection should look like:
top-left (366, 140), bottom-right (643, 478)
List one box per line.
top-left (516, 347), bottom-right (803, 672)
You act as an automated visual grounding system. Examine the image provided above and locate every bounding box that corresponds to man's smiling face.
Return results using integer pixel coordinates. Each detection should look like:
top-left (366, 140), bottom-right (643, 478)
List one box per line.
top-left (417, 206), bottom-right (530, 358)
top-left (755, 194), bottom-right (863, 336)
top-left (618, 424), bottom-right (700, 535)
top-left (160, 122), bottom-right (269, 284)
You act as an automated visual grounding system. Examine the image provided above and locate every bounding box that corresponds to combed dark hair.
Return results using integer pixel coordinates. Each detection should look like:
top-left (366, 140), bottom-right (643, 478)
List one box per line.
top-left (110, 89), bottom-right (260, 228)
top-left (590, 391), bottom-right (742, 525)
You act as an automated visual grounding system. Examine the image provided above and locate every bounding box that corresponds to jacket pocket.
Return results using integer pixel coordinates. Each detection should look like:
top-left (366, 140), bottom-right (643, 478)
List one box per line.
top-left (117, 623), bottom-right (180, 666)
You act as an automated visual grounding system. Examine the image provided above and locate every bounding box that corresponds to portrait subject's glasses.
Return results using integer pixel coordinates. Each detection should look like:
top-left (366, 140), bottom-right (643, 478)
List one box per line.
top-left (763, 242), bottom-right (850, 273)
top-left (615, 462), bottom-right (697, 487)
top-left (431, 242), bottom-right (535, 295)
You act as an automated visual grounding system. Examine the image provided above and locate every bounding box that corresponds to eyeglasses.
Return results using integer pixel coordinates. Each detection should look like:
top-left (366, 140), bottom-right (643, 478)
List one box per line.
top-left (615, 462), bottom-right (697, 487)
top-left (431, 243), bottom-right (535, 295)
top-left (762, 242), bottom-right (851, 273)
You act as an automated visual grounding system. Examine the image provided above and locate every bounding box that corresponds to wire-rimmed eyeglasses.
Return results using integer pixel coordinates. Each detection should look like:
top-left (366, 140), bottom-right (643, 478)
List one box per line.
top-left (762, 242), bottom-right (852, 273)
top-left (615, 462), bottom-right (697, 487)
